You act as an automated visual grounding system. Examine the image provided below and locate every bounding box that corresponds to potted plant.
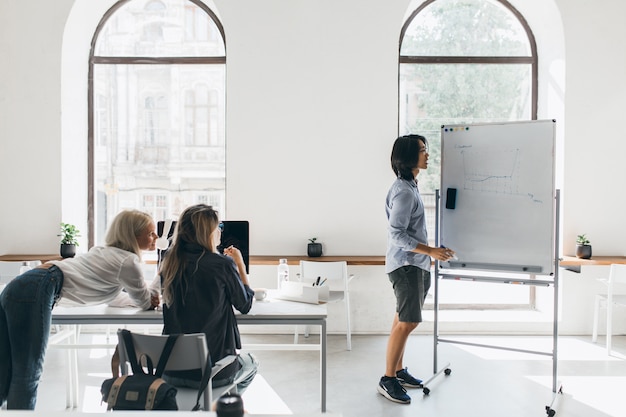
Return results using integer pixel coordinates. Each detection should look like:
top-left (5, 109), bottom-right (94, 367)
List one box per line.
top-left (307, 237), bottom-right (323, 257)
top-left (575, 234), bottom-right (592, 259)
top-left (58, 222), bottom-right (80, 258)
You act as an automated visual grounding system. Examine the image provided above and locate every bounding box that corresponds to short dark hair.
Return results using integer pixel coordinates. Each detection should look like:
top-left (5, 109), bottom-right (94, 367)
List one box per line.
top-left (390, 134), bottom-right (427, 180)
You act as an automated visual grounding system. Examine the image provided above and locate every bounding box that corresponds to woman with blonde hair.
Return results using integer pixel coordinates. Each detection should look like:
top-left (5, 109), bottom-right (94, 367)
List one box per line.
top-left (160, 204), bottom-right (257, 391)
top-left (0, 209), bottom-right (160, 409)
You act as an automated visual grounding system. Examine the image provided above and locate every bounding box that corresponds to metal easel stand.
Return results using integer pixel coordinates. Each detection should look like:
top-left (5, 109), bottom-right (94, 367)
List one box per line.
top-left (424, 190), bottom-right (563, 416)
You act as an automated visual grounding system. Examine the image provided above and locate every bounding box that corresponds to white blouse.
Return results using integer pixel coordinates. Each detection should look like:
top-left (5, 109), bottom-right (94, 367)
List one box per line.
top-left (50, 246), bottom-right (154, 310)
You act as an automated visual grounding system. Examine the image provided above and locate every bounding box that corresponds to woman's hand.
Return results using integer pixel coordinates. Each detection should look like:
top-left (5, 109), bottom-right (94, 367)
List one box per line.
top-left (149, 293), bottom-right (161, 310)
top-left (223, 245), bottom-right (250, 286)
top-left (223, 245), bottom-right (243, 264)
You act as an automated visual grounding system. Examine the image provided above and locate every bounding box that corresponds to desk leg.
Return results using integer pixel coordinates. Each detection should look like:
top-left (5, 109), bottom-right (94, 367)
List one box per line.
top-left (70, 325), bottom-right (80, 409)
top-left (320, 320), bottom-right (326, 413)
top-left (64, 327), bottom-right (72, 409)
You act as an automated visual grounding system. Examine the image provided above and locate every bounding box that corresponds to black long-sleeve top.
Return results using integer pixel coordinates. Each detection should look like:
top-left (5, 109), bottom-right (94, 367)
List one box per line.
top-left (162, 243), bottom-right (254, 372)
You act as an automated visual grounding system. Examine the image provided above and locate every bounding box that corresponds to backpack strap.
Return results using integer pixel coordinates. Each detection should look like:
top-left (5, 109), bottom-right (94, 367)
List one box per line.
top-left (120, 329), bottom-right (143, 375)
top-left (191, 350), bottom-right (214, 411)
top-left (120, 329), bottom-right (179, 377)
top-left (154, 334), bottom-right (180, 378)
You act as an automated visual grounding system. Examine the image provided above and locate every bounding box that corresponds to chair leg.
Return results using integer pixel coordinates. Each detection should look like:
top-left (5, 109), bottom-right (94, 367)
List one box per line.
top-left (592, 295), bottom-right (601, 343)
top-left (345, 294), bottom-right (351, 351)
top-left (293, 325), bottom-right (309, 343)
top-left (607, 302), bottom-right (613, 356)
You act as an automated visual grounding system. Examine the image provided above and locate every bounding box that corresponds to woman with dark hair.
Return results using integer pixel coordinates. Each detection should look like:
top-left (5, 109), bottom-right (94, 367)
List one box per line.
top-left (160, 204), bottom-right (257, 391)
top-left (0, 209), bottom-right (160, 410)
top-left (377, 134), bottom-right (455, 404)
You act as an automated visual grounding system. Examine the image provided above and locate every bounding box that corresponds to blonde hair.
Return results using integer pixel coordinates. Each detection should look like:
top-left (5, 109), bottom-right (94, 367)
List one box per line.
top-left (160, 204), bottom-right (220, 305)
top-left (105, 209), bottom-right (154, 260)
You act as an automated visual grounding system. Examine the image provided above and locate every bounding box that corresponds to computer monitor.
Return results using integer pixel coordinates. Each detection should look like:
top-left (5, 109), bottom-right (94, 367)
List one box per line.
top-left (156, 220), bottom-right (249, 273)
top-left (217, 220), bottom-right (250, 274)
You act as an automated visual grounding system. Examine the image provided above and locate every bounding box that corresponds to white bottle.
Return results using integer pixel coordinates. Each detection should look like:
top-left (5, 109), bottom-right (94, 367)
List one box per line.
top-left (277, 259), bottom-right (289, 289)
top-left (19, 261), bottom-right (32, 275)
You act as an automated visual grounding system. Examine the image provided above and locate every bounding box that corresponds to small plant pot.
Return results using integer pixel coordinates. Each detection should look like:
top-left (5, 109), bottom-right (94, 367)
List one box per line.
top-left (60, 244), bottom-right (76, 258)
top-left (307, 243), bottom-right (323, 257)
top-left (575, 244), bottom-right (592, 259)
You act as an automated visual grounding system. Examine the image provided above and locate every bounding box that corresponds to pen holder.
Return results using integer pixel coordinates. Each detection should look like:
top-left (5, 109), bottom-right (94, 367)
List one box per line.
top-left (276, 281), bottom-right (329, 304)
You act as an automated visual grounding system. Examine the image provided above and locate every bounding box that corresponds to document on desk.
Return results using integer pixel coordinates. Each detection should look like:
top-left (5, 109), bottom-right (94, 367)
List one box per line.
top-left (273, 281), bottom-right (329, 304)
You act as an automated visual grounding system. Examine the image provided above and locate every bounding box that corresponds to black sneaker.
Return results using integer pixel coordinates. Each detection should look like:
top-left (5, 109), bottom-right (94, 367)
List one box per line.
top-left (377, 376), bottom-right (411, 404)
top-left (396, 367), bottom-right (423, 388)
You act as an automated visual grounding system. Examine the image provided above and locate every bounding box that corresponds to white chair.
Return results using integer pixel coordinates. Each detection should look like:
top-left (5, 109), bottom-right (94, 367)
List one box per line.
top-left (591, 264), bottom-right (626, 356)
top-left (295, 260), bottom-right (353, 350)
top-left (116, 329), bottom-right (244, 410)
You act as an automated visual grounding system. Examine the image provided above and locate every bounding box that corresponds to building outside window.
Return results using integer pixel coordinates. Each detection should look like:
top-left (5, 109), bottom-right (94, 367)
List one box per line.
top-left (89, 0), bottom-right (225, 245)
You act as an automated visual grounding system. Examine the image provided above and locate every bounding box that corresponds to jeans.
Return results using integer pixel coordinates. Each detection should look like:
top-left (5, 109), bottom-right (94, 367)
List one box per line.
top-left (0, 266), bottom-right (63, 409)
top-left (164, 353), bottom-right (258, 393)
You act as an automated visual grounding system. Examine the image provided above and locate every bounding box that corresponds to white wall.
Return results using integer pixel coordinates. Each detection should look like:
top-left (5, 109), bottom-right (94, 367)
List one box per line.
top-left (1, 0), bottom-right (626, 335)
top-left (0, 0), bottom-right (74, 253)
top-left (217, 0), bottom-right (407, 256)
top-left (557, 0), bottom-right (626, 257)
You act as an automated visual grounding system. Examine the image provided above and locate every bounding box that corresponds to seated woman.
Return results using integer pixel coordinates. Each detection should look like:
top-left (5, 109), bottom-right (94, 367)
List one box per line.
top-left (159, 204), bottom-right (257, 391)
top-left (0, 209), bottom-right (161, 410)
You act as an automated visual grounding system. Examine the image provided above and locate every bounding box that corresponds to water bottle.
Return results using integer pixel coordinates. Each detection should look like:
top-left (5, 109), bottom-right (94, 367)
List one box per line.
top-left (19, 261), bottom-right (32, 275)
top-left (277, 258), bottom-right (289, 289)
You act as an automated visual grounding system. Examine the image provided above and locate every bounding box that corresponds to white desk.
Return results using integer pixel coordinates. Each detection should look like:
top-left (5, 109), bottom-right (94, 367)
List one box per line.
top-left (0, 412), bottom-right (340, 417)
top-left (50, 298), bottom-right (327, 412)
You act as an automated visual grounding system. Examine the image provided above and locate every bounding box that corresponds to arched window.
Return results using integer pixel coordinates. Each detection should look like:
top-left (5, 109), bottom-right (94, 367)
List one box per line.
top-left (399, 0), bottom-right (537, 195)
top-left (399, 0), bottom-right (537, 310)
top-left (88, 0), bottom-right (225, 245)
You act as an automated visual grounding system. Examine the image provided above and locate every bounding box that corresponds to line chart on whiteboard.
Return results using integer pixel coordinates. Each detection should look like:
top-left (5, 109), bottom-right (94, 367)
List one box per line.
top-left (461, 148), bottom-right (522, 195)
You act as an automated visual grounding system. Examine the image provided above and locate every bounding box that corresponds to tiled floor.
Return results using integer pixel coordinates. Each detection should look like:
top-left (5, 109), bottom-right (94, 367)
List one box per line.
top-left (33, 331), bottom-right (626, 417)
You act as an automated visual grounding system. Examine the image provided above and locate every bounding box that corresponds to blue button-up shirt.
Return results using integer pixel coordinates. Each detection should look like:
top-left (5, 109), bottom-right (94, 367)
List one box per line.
top-left (385, 177), bottom-right (431, 273)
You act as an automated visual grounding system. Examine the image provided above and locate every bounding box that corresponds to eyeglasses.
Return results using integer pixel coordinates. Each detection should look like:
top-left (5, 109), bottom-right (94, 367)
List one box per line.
top-left (218, 222), bottom-right (224, 232)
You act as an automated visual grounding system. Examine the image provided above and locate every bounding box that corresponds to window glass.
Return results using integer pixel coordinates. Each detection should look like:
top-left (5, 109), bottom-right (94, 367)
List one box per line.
top-left (401, 0), bottom-right (530, 56)
top-left (91, 0), bottom-right (225, 245)
top-left (399, 63), bottom-right (532, 192)
top-left (399, 0), bottom-right (534, 196)
top-left (94, 0), bottom-right (224, 57)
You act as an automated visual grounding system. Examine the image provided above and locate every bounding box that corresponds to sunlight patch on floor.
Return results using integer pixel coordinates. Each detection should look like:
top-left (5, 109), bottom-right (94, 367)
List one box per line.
top-left (241, 375), bottom-right (291, 415)
top-left (527, 375), bottom-right (626, 417)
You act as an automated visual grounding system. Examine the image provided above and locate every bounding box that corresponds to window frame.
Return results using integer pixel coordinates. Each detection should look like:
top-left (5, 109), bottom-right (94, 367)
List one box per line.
top-left (399, 0), bottom-right (538, 119)
top-left (87, 0), bottom-right (226, 247)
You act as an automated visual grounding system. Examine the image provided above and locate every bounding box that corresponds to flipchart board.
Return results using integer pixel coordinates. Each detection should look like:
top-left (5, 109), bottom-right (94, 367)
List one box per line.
top-left (439, 120), bottom-right (556, 275)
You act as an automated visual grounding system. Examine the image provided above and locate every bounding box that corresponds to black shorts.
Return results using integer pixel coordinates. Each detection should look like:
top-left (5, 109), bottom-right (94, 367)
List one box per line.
top-left (388, 265), bottom-right (431, 323)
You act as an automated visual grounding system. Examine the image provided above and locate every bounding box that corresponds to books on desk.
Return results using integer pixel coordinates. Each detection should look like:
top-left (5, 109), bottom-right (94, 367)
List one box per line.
top-left (274, 281), bottom-right (329, 304)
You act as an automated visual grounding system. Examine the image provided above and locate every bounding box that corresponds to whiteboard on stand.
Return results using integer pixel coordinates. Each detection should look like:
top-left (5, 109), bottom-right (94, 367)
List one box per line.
top-left (439, 119), bottom-right (556, 275)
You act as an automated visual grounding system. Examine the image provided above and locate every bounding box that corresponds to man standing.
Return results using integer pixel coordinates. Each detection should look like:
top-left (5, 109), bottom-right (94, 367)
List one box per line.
top-left (378, 134), bottom-right (455, 404)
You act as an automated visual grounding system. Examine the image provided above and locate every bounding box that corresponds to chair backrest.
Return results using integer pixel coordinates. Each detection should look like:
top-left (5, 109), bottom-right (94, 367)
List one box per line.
top-left (609, 264), bottom-right (626, 285)
top-left (116, 330), bottom-right (211, 409)
top-left (299, 260), bottom-right (349, 291)
top-left (117, 330), bottom-right (209, 374)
